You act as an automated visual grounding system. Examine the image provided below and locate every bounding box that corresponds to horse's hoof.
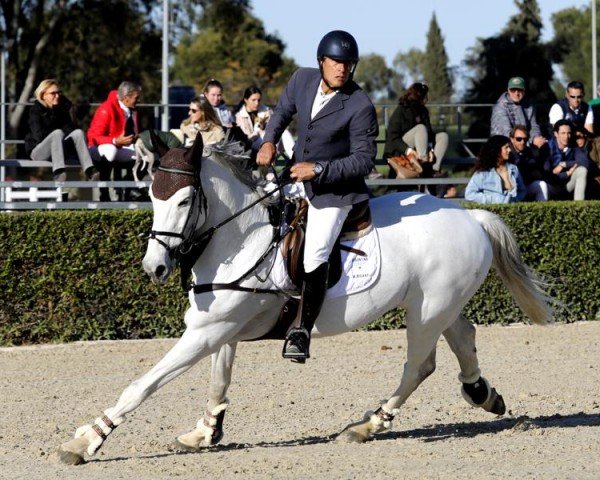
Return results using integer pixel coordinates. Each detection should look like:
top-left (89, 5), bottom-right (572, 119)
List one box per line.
top-left (335, 428), bottom-right (368, 444)
top-left (51, 447), bottom-right (86, 465)
top-left (171, 438), bottom-right (202, 453)
top-left (490, 392), bottom-right (506, 416)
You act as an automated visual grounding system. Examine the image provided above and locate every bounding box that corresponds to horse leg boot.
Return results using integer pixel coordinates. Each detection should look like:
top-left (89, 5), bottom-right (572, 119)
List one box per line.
top-left (282, 262), bottom-right (329, 363)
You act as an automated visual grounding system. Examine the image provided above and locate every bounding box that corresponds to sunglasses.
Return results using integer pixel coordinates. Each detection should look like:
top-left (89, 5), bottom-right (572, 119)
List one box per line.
top-left (189, 108), bottom-right (199, 113)
top-left (46, 90), bottom-right (62, 96)
top-left (514, 136), bottom-right (528, 142)
top-left (508, 88), bottom-right (524, 93)
top-left (569, 95), bottom-right (583, 99)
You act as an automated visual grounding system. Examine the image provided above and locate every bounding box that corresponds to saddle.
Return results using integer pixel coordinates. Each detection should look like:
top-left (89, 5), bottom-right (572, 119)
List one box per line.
top-left (249, 199), bottom-right (372, 343)
top-left (281, 199), bottom-right (372, 289)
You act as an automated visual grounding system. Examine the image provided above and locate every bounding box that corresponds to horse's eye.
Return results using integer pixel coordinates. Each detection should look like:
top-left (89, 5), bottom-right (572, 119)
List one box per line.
top-left (178, 199), bottom-right (190, 207)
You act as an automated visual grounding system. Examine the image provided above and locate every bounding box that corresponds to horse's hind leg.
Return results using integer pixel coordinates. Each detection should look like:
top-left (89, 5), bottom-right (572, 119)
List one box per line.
top-left (55, 323), bottom-right (236, 464)
top-left (175, 342), bottom-right (237, 451)
top-left (443, 314), bottom-right (506, 415)
top-left (337, 317), bottom-right (441, 443)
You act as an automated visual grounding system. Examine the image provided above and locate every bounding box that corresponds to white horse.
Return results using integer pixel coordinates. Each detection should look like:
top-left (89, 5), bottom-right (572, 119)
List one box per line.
top-left (55, 135), bottom-right (553, 464)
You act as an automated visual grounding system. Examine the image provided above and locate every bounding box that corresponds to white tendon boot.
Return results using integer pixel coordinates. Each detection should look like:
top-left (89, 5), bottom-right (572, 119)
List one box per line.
top-left (336, 404), bottom-right (399, 444)
top-left (174, 399), bottom-right (229, 452)
top-left (54, 411), bottom-right (124, 465)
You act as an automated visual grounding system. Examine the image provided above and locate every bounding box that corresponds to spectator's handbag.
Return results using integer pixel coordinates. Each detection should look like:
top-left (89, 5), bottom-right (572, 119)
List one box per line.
top-left (387, 154), bottom-right (423, 179)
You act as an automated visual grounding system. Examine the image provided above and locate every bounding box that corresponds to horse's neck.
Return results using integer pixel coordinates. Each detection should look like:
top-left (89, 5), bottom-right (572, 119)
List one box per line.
top-left (195, 160), bottom-right (273, 283)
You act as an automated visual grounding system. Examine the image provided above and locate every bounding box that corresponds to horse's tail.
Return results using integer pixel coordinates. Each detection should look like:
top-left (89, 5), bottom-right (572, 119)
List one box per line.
top-left (468, 209), bottom-right (553, 325)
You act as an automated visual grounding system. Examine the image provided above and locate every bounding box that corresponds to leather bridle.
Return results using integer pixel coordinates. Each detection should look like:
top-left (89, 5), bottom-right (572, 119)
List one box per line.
top-left (147, 163), bottom-right (291, 294)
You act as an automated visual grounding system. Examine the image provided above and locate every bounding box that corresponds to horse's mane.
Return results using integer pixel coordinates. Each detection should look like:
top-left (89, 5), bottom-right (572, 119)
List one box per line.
top-left (205, 139), bottom-right (258, 192)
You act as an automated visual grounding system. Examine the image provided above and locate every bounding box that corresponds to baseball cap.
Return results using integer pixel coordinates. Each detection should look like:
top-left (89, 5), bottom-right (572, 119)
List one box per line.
top-left (507, 77), bottom-right (526, 90)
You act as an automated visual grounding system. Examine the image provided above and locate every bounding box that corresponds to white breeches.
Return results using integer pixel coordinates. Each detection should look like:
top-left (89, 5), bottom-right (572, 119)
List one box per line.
top-left (89, 144), bottom-right (136, 163)
top-left (286, 182), bottom-right (351, 273)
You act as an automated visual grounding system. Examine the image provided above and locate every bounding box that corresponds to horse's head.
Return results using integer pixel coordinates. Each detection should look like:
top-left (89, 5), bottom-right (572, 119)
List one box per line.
top-left (142, 132), bottom-right (207, 284)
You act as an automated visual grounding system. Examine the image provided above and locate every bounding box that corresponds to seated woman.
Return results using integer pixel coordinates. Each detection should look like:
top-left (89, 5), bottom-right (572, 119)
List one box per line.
top-left (135, 96), bottom-right (225, 178)
top-left (234, 86), bottom-right (294, 159)
top-left (203, 79), bottom-right (235, 128)
top-left (24, 79), bottom-right (98, 182)
top-left (384, 82), bottom-right (449, 177)
top-left (465, 135), bottom-right (526, 204)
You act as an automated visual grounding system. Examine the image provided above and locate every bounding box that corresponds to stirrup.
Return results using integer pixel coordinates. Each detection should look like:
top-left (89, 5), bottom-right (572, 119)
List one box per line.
top-left (282, 328), bottom-right (310, 363)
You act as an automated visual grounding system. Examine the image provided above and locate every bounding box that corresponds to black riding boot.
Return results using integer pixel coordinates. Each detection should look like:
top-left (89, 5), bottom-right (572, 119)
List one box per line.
top-left (282, 262), bottom-right (329, 363)
top-left (95, 156), bottom-right (113, 202)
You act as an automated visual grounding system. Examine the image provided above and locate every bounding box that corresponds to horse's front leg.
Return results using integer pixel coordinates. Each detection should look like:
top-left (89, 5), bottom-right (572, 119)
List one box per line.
top-left (54, 318), bottom-right (238, 465)
top-left (175, 342), bottom-right (237, 451)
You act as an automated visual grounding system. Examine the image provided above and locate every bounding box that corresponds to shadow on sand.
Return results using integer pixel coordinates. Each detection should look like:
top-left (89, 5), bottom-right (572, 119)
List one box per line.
top-left (89, 411), bottom-right (600, 464)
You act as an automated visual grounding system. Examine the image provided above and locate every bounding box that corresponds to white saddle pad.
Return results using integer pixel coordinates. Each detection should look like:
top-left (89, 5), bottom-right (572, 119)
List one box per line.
top-left (270, 227), bottom-right (381, 299)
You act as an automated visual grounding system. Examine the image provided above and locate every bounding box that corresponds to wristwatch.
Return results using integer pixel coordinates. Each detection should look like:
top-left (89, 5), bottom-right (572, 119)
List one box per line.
top-left (312, 162), bottom-right (324, 176)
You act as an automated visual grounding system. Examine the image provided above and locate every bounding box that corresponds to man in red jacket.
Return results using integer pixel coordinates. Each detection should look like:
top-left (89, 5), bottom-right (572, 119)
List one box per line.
top-left (88, 81), bottom-right (142, 200)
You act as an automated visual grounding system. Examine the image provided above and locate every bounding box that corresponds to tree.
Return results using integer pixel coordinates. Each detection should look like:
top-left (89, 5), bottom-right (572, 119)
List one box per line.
top-left (354, 54), bottom-right (398, 101)
top-left (550, 5), bottom-right (599, 96)
top-left (171, 0), bottom-right (296, 106)
top-left (1, 0), bottom-right (198, 136)
top-left (421, 13), bottom-right (453, 103)
top-left (463, 0), bottom-right (556, 136)
top-left (393, 48), bottom-right (425, 87)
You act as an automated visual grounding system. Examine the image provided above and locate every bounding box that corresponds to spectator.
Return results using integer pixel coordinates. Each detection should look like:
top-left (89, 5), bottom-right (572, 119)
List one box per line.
top-left (572, 126), bottom-right (600, 199)
top-left (588, 83), bottom-right (600, 135)
top-left (541, 119), bottom-right (589, 201)
top-left (134, 96), bottom-right (226, 178)
top-left (508, 125), bottom-right (549, 201)
top-left (87, 81), bottom-right (142, 201)
top-left (490, 77), bottom-right (547, 148)
top-left (203, 79), bottom-right (234, 128)
top-left (384, 82), bottom-right (448, 177)
top-left (138, 95), bottom-right (224, 150)
top-left (548, 80), bottom-right (593, 134)
top-left (234, 86), bottom-right (294, 158)
top-left (465, 135), bottom-right (526, 204)
top-left (24, 79), bottom-right (99, 182)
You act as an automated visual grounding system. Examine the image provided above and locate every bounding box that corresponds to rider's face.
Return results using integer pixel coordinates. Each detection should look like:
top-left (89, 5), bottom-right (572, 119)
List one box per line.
top-left (320, 56), bottom-right (353, 91)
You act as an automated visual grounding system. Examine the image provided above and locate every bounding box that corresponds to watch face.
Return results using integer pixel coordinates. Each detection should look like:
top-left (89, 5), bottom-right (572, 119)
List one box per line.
top-left (313, 163), bottom-right (323, 174)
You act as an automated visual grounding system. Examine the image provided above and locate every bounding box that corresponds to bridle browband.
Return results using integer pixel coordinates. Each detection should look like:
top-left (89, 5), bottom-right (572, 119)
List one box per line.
top-left (148, 162), bottom-right (292, 295)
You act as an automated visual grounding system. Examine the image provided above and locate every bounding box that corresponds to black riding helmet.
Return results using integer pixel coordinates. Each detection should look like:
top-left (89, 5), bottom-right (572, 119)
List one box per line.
top-left (317, 30), bottom-right (359, 82)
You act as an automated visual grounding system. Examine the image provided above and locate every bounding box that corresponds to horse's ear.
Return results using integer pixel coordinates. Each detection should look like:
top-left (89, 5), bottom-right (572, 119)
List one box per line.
top-left (185, 132), bottom-right (204, 165)
top-left (149, 129), bottom-right (170, 158)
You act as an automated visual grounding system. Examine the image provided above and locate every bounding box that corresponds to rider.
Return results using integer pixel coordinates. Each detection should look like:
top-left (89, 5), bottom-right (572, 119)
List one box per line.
top-left (257, 30), bottom-right (378, 362)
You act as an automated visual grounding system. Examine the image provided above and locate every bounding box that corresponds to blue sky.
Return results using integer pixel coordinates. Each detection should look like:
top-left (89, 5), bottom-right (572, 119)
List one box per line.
top-left (252, 0), bottom-right (589, 85)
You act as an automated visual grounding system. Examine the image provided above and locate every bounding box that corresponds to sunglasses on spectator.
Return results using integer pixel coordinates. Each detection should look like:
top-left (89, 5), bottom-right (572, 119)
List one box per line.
top-left (513, 136), bottom-right (528, 142)
top-left (189, 108), bottom-right (199, 113)
top-left (569, 95), bottom-right (583, 99)
top-left (46, 90), bottom-right (62, 96)
top-left (508, 88), bottom-right (524, 93)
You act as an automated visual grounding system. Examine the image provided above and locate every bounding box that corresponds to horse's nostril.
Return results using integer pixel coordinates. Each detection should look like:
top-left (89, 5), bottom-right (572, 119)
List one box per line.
top-left (155, 265), bottom-right (166, 278)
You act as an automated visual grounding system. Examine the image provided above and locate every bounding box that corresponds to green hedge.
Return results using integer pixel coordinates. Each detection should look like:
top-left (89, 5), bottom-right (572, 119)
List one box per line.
top-left (0, 202), bottom-right (598, 345)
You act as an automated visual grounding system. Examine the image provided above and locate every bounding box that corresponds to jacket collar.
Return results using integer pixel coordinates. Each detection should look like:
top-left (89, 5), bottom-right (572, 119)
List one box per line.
top-left (309, 79), bottom-right (355, 123)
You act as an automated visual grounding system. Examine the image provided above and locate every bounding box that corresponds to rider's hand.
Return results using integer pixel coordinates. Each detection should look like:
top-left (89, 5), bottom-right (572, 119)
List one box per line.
top-left (257, 142), bottom-right (277, 167)
top-left (290, 162), bottom-right (317, 182)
